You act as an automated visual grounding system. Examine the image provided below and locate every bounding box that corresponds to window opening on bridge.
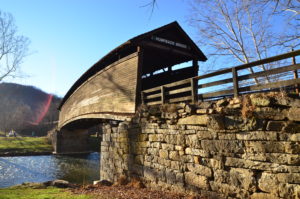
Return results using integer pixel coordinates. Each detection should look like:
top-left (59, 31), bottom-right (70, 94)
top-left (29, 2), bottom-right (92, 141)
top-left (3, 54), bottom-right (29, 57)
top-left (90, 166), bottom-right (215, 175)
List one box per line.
top-left (172, 61), bottom-right (193, 71)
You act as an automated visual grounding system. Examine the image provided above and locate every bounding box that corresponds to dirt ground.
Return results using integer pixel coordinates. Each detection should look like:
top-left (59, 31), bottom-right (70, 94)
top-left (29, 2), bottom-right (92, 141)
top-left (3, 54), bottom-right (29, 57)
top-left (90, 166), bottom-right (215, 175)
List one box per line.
top-left (72, 184), bottom-right (209, 199)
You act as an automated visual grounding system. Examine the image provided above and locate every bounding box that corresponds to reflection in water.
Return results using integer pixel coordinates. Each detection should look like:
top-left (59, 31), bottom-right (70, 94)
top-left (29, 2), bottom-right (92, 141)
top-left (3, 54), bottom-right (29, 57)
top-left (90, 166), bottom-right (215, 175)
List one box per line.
top-left (0, 152), bottom-right (100, 188)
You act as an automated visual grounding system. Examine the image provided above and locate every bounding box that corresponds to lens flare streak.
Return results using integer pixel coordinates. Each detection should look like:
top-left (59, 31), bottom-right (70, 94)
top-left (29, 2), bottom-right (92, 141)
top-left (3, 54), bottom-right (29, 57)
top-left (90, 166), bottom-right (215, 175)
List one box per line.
top-left (29, 94), bottom-right (53, 125)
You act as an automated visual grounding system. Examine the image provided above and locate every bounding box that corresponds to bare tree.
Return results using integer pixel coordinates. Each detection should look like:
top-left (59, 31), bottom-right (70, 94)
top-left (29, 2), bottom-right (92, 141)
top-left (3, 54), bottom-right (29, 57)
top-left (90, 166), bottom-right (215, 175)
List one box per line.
top-left (0, 97), bottom-right (30, 132)
top-left (269, 0), bottom-right (300, 14)
top-left (190, 1), bottom-right (273, 63)
top-left (187, 0), bottom-right (300, 85)
top-left (0, 10), bottom-right (29, 82)
top-left (270, 0), bottom-right (300, 48)
top-left (141, 0), bottom-right (158, 18)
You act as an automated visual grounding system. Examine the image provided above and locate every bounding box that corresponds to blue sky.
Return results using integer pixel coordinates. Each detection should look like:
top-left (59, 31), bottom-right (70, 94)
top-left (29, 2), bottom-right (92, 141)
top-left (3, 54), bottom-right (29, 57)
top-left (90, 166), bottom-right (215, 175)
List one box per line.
top-left (0, 0), bottom-right (198, 97)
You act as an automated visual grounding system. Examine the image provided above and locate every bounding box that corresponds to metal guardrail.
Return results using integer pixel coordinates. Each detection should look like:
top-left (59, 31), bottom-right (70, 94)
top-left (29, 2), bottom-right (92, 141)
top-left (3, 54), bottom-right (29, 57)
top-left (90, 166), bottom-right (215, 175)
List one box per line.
top-left (141, 49), bottom-right (300, 105)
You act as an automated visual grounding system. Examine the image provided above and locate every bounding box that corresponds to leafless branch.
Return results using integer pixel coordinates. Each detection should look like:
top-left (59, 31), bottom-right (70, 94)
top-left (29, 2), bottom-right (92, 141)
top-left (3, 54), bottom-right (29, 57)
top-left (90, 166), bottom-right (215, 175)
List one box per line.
top-left (140, 0), bottom-right (158, 18)
top-left (188, 0), bottom-right (298, 84)
top-left (0, 10), bottom-right (29, 82)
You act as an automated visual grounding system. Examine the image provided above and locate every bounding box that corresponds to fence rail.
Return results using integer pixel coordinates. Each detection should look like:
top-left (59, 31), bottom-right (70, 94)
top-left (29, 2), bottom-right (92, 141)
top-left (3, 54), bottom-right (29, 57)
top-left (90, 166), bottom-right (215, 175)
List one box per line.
top-left (141, 49), bottom-right (300, 105)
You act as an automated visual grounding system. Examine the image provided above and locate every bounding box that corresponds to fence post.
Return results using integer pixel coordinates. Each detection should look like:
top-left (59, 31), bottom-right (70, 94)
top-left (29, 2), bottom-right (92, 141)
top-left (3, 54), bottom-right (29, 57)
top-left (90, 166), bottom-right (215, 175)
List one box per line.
top-left (161, 86), bottom-right (165, 104)
top-left (232, 67), bottom-right (239, 97)
top-left (190, 78), bottom-right (198, 104)
top-left (292, 50), bottom-right (299, 94)
top-left (141, 91), bottom-right (145, 105)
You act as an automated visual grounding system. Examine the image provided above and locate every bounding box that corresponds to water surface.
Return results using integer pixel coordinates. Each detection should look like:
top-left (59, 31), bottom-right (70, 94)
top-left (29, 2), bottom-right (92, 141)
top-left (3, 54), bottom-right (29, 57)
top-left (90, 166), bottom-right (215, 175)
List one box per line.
top-left (0, 152), bottom-right (100, 188)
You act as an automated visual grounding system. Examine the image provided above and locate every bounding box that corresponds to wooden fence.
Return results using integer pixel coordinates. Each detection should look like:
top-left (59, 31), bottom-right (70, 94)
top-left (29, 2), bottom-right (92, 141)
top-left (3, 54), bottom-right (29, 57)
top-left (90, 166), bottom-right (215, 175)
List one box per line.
top-left (141, 49), bottom-right (300, 105)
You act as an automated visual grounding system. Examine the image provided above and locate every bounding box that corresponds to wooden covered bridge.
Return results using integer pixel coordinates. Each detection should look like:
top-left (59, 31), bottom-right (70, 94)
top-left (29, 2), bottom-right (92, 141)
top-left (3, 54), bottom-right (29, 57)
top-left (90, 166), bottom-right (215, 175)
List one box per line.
top-left (58, 21), bottom-right (207, 130)
top-left (54, 22), bottom-right (207, 153)
top-left (55, 21), bottom-right (300, 154)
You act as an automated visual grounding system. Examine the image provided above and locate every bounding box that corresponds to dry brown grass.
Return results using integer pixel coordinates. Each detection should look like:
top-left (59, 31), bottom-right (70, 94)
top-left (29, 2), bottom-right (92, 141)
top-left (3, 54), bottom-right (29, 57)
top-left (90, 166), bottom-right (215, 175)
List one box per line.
top-left (241, 95), bottom-right (255, 118)
top-left (72, 184), bottom-right (211, 199)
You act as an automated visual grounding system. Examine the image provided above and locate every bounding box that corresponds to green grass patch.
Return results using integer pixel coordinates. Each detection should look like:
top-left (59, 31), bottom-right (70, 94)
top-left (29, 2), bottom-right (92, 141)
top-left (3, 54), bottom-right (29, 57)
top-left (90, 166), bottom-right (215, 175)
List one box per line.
top-left (0, 187), bottom-right (91, 199)
top-left (0, 137), bottom-right (52, 154)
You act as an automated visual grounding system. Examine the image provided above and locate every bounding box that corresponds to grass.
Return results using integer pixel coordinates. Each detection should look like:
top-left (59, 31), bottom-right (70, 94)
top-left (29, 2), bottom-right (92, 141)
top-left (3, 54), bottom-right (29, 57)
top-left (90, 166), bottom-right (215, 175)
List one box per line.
top-left (0, 135), bottom-right (99, 154)
top-left (0, 186), bottom-right (91, 199)
top-left (0, 137), bottom-right (53, 154)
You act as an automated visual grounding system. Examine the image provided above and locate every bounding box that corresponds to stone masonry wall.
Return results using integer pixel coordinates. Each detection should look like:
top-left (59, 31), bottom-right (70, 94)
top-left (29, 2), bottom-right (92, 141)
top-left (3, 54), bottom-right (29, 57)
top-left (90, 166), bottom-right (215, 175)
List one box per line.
top-left (52, 128), bottom-right (89, 154)
top-left (100, 92), bottom-right (300, 199)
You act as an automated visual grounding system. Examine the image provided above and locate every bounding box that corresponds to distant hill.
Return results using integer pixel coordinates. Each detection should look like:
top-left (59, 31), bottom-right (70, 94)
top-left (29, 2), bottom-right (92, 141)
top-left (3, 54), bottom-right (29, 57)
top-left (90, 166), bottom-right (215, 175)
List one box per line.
top-left (0, 83), bottom-right (61, 136)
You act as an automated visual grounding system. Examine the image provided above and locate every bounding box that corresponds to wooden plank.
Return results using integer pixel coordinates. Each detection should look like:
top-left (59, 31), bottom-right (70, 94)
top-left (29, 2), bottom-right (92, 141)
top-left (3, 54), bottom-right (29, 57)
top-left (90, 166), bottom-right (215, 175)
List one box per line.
top-left (168, 86), bottom-right (191, 95)
top-left (194, 68), bottom-right (232, 80)
top-left (146, 96), bottom-right (193, 105)
top-left (292, 54), bottom-right (299, 94)
top-left (60, 52), bottom-right (139, 109)
top-left (141, 91), bottom-right (145, 105)
top-left (236, 49), bottom-right (300, 71)
top-left (135, 46), bottom-right (143, 107)
top-left (146, 86), bottom-right (192, 100)
top-left (146, 101), bottom-right (162, 106)
top-left (141, 66), bottom-right (195, 90)
top-left (161, 86), bottom-right (165, 104)
top-left (59, 55), bottom-right (139, 127)
top-left (139, 40), bottom-right (198, 59)
top-left (143, 88), bottom-right (161, 94)
top-left (168, 96), bottom-right (192, 103)
top-left (232, 67), bottom-right (239, 97)
top-left (193, 59), bottom-right (199, 75)
top-left (239, 77), bottom-right (300, 93)
top-left (198, 78), bottom-right (233, 88)
top-left (293, 69), bottom-right (299, 79)
top-left (194, 50), bottom-right (300, 81)
top-left (191, 78), bottom-right (197, 103)
top-left (146, 93), bottom-right (161, 100)
top-left (143, 78), bottom-right (190, 93)
top-left (201, 89), bottom-right (234, 99)
top-left (239, 64), bottom-right (300, 81)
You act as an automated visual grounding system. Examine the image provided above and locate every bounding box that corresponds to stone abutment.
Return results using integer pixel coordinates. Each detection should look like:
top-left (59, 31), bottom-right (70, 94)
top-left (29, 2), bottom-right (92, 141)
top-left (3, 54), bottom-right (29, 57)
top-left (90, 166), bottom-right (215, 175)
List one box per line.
top-left (52, 128), bottom-right (89, 154)
top-left (100, 92), bottom-right (300, 198)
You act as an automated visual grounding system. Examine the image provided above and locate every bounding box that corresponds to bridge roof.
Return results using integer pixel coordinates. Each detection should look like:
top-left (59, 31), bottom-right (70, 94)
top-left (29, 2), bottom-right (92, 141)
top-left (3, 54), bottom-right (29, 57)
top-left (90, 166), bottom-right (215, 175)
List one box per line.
top-left (59, 21), bottom-right (207, 110)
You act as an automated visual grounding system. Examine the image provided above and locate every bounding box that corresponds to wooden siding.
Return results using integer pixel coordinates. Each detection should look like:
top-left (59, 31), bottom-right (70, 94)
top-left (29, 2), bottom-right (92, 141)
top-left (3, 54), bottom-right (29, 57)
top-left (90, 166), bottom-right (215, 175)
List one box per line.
top-left (59, 53), bottom-right (139, 128)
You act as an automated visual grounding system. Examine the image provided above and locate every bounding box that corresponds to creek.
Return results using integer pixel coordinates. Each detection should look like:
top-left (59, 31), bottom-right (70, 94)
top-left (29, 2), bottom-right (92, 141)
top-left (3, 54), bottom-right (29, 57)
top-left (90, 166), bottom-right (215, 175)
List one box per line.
top-left (0, 152), bottom-right (100, 188)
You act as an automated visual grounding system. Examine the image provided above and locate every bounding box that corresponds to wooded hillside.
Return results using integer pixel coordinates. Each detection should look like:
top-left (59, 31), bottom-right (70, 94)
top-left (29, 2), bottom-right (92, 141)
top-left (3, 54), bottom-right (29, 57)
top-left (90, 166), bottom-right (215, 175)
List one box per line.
top-left (0, 83), bottom-right (61, 136)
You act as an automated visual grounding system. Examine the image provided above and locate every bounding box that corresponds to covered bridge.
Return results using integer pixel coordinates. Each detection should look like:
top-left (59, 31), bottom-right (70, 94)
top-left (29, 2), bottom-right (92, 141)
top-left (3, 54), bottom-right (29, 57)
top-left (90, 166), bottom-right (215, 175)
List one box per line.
top-left (58, 21), bottom-right (207, 130)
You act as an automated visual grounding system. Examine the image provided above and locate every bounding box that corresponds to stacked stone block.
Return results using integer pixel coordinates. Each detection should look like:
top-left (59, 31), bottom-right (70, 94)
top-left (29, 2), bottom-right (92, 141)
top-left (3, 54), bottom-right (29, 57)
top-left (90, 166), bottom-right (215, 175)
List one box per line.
top-left (100, 123), bottom-right (130, 182)
top-left (100, 93), bottom-right (300, 199)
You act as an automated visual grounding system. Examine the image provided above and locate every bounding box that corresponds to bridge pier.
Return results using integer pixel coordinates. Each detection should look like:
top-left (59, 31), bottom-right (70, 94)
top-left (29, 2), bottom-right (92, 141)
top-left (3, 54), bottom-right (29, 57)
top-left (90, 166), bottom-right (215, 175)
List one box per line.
top-left (100, 122), bottom-right (130, 182)
top-left (52, 128), bottom-right (89, 154)
top-left (100, 121), bottom-right (140, 182)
